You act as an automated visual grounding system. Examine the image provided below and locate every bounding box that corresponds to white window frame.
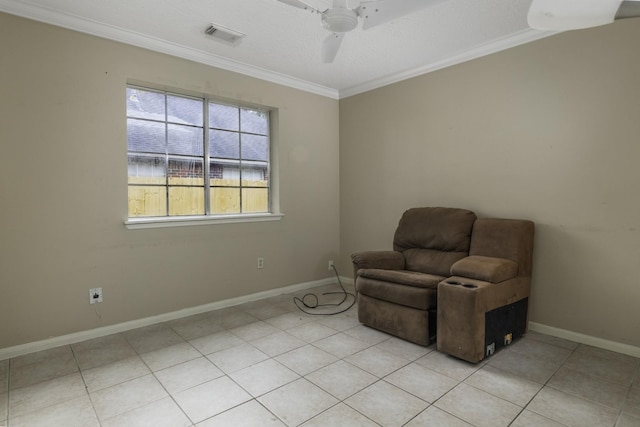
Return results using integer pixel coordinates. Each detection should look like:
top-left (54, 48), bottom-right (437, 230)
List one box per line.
top-left (124, 85), bottom-right (282, 229)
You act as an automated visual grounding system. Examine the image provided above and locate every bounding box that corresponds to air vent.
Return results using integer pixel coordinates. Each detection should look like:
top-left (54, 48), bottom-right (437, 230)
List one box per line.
top-left (204, 23), bottom-right (245, 44)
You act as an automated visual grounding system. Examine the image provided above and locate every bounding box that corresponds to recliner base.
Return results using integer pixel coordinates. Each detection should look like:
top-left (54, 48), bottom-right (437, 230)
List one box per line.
top-left (484, 297), bottom-right (528, 357)
top-left (357, 293), bottom-right (435, 346)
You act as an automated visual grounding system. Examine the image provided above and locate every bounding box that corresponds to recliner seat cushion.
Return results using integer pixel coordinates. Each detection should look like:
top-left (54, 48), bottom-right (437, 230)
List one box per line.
top-left (358, 269), bottom-right (443, 289)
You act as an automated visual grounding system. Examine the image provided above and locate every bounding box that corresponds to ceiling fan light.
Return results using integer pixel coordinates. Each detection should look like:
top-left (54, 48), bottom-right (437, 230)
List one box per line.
top-left (321, 8), bottom-right (358, 32)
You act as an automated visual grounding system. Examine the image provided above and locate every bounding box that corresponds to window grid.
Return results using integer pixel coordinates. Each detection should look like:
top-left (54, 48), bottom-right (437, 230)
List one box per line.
top-left (208, 108), bottom-right (271, 215)
top-left (127, 86), bottom-right (270, 218)
top-left (203, 100), bottom-right (211, 215)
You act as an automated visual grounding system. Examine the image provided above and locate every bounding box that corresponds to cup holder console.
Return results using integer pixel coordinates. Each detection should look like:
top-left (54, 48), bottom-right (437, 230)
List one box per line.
top-left (445, 280), bottom-right (478, 289)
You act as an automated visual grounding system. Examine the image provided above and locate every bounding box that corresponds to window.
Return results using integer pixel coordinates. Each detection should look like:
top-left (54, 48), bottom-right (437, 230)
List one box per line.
top-left (126, 86), bottom-right (271, 222)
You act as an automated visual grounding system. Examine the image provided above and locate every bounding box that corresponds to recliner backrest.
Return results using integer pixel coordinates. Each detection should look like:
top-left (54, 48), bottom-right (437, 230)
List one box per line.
top-left (393, 207), bottom-right (477, 276)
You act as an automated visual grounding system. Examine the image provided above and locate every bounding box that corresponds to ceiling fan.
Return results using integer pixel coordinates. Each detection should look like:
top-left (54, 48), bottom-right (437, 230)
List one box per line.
top-left (528, 0), bottom-right (640, 31)
top-left (277, 0), bottom-right (444, 63)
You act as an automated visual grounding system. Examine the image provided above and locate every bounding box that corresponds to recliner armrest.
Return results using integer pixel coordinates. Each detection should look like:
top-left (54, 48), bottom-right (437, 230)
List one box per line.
top-left (450, 255), bottom-right (518, 283)
top-left (351, 251), bottom-right (405, 274)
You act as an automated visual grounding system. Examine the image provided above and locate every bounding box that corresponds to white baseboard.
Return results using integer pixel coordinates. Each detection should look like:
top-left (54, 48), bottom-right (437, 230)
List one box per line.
top-left (528, 321), bottom-right (640, 358)
top-left (5, 282), bottom-right (638, 362)
top-left (0, 276), bottom-right (343, 361)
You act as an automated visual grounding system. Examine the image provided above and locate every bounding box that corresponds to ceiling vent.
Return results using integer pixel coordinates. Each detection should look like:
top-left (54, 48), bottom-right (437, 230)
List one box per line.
top-left (204, 23), bottom-right (245, 44)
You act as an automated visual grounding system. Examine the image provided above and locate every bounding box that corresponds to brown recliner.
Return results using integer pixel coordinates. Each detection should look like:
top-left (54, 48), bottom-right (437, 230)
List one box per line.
top-left (351, 207), bottom-right (535, 363)
top-left (351, 207), bottom-right (477, 346)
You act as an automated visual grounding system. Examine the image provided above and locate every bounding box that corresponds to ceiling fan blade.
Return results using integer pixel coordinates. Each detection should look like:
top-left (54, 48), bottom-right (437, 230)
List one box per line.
top-left (276, 0), bottom-right (318, 12)
top-left (357, 0), bottom-right (445, 30)
top-left (322, 32), bottom-right (345, 63)
top-left (527, 0), bottom-right (623, 30)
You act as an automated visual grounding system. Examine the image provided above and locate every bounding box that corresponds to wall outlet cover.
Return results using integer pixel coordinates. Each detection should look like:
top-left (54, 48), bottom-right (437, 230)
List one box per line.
top-left (89, 288), bottom-right (103, 304)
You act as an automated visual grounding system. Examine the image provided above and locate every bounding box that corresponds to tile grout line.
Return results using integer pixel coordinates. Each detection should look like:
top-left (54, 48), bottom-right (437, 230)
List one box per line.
top-left (195, 309), bottom-right (338, 426)
top-left (168, 309), bottom-right (340, 426)
top-left (5, 290), bottom-right (637, 427)
top-left (508, 337), bottom-right (578, 427)
top-left (5, 359), bottom-right (10, 427)
top-left (425, 362), bottom-right (486, 427)
top-left (427, 336), bottom-right (578, 427)
top-left (203, 303), bottom-right (382, 426)
top-left (219, 379), bottom-right (287, 427)
top-left (378, 345), bottom-right (449, 427)
top-left (304, 323), bottom-right (439, 426)
top-left (614, 357), bottom-right (640, 425)
top-left (0, 312), bottom-right (510, 426)
top-left (548, 343), bottom-right (638, 426)
top-left (306, 338), bottom-right (438, 427)
top-left (507, 340), bottom-right (577, 427)
top-left (205, 344), bottom-right (291, 427)
top-left (68, 344), bottom-right (104, 427)
top-left (140, 325), bottom-right (201, 427)
top-left (79, 329), bottom-right (195, 426)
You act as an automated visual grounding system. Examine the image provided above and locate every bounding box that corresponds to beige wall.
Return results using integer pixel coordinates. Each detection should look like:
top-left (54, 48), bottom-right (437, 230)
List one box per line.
top-left (0, 13), bottom-right (340, 349)
top-left (340, 20), bottom-right (640, 348)
top-left (2, 10), bottom-right (639, 352)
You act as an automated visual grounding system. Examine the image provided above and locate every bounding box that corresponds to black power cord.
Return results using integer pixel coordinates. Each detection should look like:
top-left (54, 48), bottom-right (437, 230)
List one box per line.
top-left (293, 264), bottom-right (356, 315)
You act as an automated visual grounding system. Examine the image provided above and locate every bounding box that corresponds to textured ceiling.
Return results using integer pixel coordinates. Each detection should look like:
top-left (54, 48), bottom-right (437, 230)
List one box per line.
top-left (0, 0), bottom-right (554, 98)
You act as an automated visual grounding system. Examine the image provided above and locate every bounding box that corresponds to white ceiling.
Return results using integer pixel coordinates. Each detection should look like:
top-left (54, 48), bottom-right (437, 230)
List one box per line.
top-left (0, 0), bottom-right (554, 98)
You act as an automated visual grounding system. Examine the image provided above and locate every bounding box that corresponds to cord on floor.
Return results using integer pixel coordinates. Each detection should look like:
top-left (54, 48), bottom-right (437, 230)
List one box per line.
top-left (293, 264), bottom-right (356, 315)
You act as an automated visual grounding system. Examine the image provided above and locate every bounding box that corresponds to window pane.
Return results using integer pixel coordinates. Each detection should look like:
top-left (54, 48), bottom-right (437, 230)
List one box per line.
top-left (241, 134), bottom-right (268, 161)
top-left (128, 155), bottom-right (166, 184)
top-left (211, 164), bottom-right (239, 186)
top-left (168, 124), bottom-right (203, 156)
top-left (169, 187), bottom-right (205, 216)
top-left (128, 186), bottom-right (167, 217)
top-left (168, 158), bottom-right (204, 186)
top-left (210, 187), bottom-right (240, 214)
top-left (127, 86), bottom-right (271, 219)
top-left (243, 188), bottom-right (269, 213)
top-left (241, 109), bottom-right (268, 135)
top-left (209, 103), bottom-right (239, 131)
top-left (210, 129), bottom-right (239, 159)
top-left (167, 95), bottom-right (202, 126)
top-left (127, 88), bottom-right (165, 121)
top-left (127, 119), bottom-right (165, 153)
top-left (241, 167), bottom-right (267, 186)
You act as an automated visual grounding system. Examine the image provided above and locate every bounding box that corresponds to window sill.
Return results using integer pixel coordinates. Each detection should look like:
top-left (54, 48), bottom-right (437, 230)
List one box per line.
top-left (125, 213), bottom-right (284, 230)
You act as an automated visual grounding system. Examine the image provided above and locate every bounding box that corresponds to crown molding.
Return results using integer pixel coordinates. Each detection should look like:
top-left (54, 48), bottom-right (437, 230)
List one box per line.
top-left (1, 1), bottom-right (555, 100)
top-left (0, 0), bottom-right (340, 99)
top-left (338, 28), bottom-right (557, 99)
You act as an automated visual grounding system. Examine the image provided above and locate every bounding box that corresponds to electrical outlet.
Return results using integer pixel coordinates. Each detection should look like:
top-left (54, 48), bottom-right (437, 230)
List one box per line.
top-left (328, 260), bottom-right (334, 271)
top-left (89, 288), bottom-right (103, 304)
top-left (257, 257), bottom-right (264, 269)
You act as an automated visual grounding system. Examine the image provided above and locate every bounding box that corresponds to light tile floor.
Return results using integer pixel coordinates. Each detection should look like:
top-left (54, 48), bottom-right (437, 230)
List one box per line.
top-left (1, 282), bottom-right (639, 426)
